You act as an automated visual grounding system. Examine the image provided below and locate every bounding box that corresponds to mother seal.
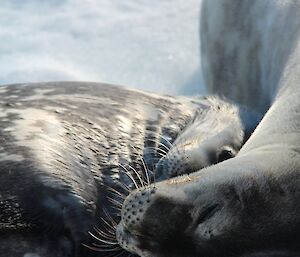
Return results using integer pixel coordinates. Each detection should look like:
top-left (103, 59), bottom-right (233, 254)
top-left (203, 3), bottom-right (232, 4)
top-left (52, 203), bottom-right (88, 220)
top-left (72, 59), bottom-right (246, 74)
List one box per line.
top-left (0, 82), bottom-right (259, 257)
top-left (117, 0), bottom-right (300, 256)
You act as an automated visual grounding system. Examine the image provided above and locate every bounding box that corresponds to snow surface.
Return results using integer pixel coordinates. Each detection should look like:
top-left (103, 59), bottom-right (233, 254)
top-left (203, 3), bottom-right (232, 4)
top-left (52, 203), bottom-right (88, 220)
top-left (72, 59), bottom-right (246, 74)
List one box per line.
top-left (0, 0), bottom-right (204, 95)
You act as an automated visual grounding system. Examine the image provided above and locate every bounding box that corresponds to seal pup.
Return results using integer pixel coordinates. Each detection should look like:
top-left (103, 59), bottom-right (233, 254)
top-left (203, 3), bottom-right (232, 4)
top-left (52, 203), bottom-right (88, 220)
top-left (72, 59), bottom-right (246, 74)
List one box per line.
top-left (0, 82), bottom-right (259, 257)
top-left (117, 0), bottom-right (300, 256)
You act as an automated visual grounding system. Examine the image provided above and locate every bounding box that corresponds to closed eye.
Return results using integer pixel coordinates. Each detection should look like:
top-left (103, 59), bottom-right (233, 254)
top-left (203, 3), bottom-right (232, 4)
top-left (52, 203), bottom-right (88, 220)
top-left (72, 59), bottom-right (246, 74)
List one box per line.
top-left (217, 149), bottom-right (235, 163)
top-left (195, 203), bottom-right (221, 225)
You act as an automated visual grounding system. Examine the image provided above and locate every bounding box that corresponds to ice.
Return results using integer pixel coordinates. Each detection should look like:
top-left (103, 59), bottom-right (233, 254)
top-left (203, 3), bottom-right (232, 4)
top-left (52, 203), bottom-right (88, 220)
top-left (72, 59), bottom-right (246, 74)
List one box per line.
top-left (0, 0), bottom-right (204, 95)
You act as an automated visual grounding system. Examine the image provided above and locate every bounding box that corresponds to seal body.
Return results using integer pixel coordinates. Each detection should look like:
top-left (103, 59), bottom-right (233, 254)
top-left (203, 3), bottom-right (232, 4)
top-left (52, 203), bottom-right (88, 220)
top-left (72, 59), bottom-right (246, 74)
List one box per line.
top-left (201, 0), bottom-right (299, 113)
top-left (0, 82), bottom-right (259, 257)
top-left (117, 1), bottom-right (300, 256)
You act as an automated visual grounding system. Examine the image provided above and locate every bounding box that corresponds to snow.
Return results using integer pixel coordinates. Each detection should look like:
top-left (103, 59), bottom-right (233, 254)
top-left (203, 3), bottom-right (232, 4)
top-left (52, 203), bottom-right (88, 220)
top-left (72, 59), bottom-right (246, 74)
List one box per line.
top-left (0, 0), bottom-right (204, 95)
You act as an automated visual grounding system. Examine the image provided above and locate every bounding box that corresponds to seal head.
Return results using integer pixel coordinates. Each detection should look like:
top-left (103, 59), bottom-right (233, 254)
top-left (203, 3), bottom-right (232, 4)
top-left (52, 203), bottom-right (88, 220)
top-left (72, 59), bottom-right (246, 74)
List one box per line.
top-left (155, 97), bottom-right (260, 180)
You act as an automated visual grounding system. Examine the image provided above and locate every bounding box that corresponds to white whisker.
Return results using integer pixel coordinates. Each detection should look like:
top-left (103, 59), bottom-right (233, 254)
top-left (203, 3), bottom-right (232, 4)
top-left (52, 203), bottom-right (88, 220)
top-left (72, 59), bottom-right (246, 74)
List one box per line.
top-left (119, 169), bottom-right (139, 190)
top-left (144, 146), bottom-right (168, 157)
top-left (89, 232), bottom-right (118, 245)
top-left (120, 163), bottom-right (145, 188)
top-left (145, 138), bottom-right (171, 151)
top-left (82, 243), bottom-right (121, 252)
top-left (100, 216), bottom-right (116, 232)
top-left (107, 196), bottom-right (123, 207)
top-left (130, 144), bottom-right (150, 186)
top-left (103, 207), bottom-right (118, 227)
top-left (94, 227), bottom-right (116, 241)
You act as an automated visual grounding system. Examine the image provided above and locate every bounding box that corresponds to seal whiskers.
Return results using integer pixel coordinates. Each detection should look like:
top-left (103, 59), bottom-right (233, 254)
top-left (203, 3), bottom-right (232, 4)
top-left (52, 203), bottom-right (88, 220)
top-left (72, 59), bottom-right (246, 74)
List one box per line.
top-left (117, 0), bottom-right (300, 256)
top-left (0, 82), bottom-right (261, 256)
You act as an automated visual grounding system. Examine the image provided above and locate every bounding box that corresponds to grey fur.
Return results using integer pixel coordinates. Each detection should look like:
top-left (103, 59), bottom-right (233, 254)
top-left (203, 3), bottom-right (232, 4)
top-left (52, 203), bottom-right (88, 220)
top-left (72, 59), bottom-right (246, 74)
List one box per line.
top-left (0, 82), bottom-right (259, 256)
top-left (117, 0), bottom-right (300, 256)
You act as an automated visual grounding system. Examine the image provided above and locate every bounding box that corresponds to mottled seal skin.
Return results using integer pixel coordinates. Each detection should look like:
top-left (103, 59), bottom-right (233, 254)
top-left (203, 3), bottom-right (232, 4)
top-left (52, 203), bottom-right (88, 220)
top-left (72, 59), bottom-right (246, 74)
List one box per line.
top-left (0, 82), bottom-right (259, 257)
top-left (117, 0), bottom-right (300, 256)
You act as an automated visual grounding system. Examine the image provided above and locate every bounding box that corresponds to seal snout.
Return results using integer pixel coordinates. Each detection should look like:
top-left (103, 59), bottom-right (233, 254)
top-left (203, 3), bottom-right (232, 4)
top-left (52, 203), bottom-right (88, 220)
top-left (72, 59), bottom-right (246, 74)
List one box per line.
top-left (117, 187), bottom-right (157, 253)
top-left (121, 187), bottom-right (156, 231)
top-left (155, 149), bottom-right (192, 181)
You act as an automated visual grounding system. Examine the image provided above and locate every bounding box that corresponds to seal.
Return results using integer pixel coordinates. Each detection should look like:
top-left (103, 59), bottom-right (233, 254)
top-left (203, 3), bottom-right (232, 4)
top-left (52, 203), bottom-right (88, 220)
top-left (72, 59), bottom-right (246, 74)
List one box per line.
top-left (0, 82), bottom-right (259, 257)
top-left (155, 96), bottom-right (260, 181)
top-left (116, 0), bottom-right (300, 256)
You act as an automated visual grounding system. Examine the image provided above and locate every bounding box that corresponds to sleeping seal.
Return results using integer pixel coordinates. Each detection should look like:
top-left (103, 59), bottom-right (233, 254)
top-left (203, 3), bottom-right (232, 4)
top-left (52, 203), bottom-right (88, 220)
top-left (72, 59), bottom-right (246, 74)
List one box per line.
top-left (0, 82), bottom-right (259, 257)
top-left (117, 0), bottom-right (300, 256)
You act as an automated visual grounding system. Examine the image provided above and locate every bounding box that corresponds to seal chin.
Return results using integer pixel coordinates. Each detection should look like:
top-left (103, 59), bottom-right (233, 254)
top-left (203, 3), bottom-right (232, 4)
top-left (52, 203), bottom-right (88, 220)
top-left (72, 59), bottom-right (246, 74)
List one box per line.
top-left (116, 223), bottom-right (134, 253)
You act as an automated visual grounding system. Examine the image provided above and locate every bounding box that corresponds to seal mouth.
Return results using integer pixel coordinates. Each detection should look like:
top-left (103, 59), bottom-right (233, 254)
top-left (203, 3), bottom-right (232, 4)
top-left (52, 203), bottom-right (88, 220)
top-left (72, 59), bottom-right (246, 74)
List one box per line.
top-left (117, 222), bottom-right (131, 240)
top-left (116, 222), bottom-right (139, 254)
top-left (122, 223), bottom-right (130, 235)
top-left (117, 222), bottom-right (155, 257)
top-left (117, 222), bottom-right (147, 243)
